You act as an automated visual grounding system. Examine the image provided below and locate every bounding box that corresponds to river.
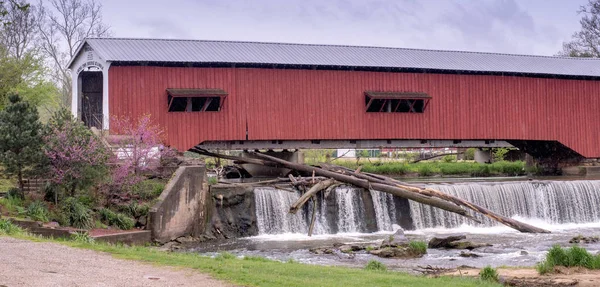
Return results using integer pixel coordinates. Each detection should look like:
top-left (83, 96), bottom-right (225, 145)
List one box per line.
top-left (185, 177), bottom-right (600, 272)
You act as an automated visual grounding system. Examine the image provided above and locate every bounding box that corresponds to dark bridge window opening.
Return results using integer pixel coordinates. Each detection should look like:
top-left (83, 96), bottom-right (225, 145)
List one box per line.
top-left (365, 91), bottom-right (430, 113)
top-left (167, 88), bottom-right (227, 112)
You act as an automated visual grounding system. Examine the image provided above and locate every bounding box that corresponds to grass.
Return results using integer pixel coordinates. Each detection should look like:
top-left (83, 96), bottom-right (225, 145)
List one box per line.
top-left (329, 160), bottom-right (527, 177)
top-left (479, 266), bottom-right (499, 282)
top-left (0, 229), bottom-right (501, 287)
top-left (0, 177), bottom-right (14, 194)
top-left (408, 241), bottom-right (428, 255)
top-left (365, 260), bottom-right (387, 271)
top-left (536, 245), bottom-right (600, 274)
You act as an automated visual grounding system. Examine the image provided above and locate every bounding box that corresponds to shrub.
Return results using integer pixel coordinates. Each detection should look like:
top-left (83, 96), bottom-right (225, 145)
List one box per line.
top-left (61, 197), bottom-right (94, 229)
top-left (471, 164), bottom-right (491, 177)
top-left (537, 245), bottom-right (600, 274)
top-left (464, 148), bottom-right (476, 160)
top-left (442, 155), bottom-right (456, 163)
top-left (365, 260), bottom-right (387, 271)
top-left (417, 164), bottom-right (435, 176)
top-left (43, 182), bottom-right (60, 204)
top-left (0, 194), bottom-right (24, 214)
top-left (479, 266), bottom-right (499, 282)
top-left (0, 218), bottom-right (22, 235)
top-left (26, 201), bottom-right (49, 222)
top-left (132, 180), bottom-right (165, 200)
top-left (99, 208), bottom-right (135, 230)
top-left (71, 231), bottom-right (95, 244)
top-left (7, 187), bottom-right (23, 200)
top-left (207, 177), bottom-right (218, 185)
top-left (408, 241), bottom-right (427, 255)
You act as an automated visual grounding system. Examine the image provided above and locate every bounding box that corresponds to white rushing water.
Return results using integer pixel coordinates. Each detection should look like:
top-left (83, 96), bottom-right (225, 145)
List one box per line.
top-left (254, 180), bottom-right (600, 235)
top-left (410, 180), bottom-right (600, 229)
top-left (254, 186), bottom-right (395, 235)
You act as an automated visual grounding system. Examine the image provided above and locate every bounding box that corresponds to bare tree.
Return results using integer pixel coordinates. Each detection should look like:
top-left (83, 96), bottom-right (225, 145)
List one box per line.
top-left (0, 0), bottom-right (39, 59)
top-left (37, 0), bottom-right (110, 105)
top-left (559, 0), bottom-right (600, 57)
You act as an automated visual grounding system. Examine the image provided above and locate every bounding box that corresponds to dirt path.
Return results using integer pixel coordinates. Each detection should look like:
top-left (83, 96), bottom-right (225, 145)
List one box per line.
top-left (446, 267), bottom-right (600, 287)
top-left (0, 237), bottom-right (233, 287)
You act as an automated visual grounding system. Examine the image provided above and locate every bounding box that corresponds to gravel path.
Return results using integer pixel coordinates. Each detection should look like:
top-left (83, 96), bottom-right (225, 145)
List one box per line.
top-left (0, 237), bottom-right (233, 287)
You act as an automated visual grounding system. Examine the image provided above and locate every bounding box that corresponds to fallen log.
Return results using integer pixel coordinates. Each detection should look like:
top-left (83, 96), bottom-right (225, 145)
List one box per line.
top-left (248, 152), bottom-right (480, 223)
top-left (321, 163), bottom-right (550, 234)
top-left (290, 179), bottom-right (336, 214)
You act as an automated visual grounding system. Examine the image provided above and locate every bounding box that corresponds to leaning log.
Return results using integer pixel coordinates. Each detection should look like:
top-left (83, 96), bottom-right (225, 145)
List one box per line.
top-left (290, 179), bottom-right (336, 214)
top-left (248, 152), bottom-right (480, 222)
top-left (321, 164), bottom-right (550, 234)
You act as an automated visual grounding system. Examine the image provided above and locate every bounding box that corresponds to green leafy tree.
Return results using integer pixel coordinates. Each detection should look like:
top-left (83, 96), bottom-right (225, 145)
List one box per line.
top-left (560, 0), bottom-right (600, 57)
top-left (0, 93), bottom-right (43, 195)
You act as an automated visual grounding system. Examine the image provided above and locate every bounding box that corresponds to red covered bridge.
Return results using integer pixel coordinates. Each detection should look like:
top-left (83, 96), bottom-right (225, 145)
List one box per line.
top-left (68, 38), bottom-right (600, 162)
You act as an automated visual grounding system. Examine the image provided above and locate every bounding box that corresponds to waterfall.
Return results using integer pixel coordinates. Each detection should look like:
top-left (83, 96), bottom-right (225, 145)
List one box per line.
top-left (254, 187), bottom-right (308, 234)
top-left (254, 180), bottom-right (600, 235)
top-left (370, 189), bottom-right (396, 231)
top-left (409, 180), bottom-right (600, 229)
top-left (254, 186), bottom-right (378, 235)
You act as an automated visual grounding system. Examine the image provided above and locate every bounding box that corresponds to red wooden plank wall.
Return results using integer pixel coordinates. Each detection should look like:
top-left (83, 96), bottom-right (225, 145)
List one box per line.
top-left (108, 66), bottom-right (600, 158)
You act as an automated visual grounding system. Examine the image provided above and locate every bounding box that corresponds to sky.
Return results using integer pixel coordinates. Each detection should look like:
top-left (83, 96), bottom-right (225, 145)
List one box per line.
top-left (98, 0), bottom-right (587, 56)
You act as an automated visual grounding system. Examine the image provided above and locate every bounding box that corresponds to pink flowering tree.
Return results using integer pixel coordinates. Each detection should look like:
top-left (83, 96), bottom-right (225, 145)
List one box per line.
top-left (44, 109), bottom-right (111, 198)
top-left (110, 114), bottom-right (174, 194)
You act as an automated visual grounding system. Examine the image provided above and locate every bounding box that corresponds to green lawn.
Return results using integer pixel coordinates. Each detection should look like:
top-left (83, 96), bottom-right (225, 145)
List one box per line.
top-left (3, 232), bottom-right (499, 287)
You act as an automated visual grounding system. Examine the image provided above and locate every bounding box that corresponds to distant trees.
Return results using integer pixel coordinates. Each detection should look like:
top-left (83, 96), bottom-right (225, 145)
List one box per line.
top-left (0, 94), bottom-right (44, 195)
top-left (0, 0), bottom-right (110, 110)
top-left (560, 0), bottom-right (600, 57)
top-left (37, 0), bottom-right (111, 106)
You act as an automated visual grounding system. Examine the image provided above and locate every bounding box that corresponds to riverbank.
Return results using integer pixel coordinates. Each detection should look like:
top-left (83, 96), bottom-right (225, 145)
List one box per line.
top-left (0, 229), bottom-right (499, 287)
top-left (313, 160), bottom-right (531, 177)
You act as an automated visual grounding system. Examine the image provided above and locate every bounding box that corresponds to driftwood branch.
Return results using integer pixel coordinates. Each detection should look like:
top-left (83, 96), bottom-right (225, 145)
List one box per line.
top-left (290, 179), bottom-right (336, 214)
top-left (411, 152), bottom-right (463, 163)
top-left (322, 164), bottom-right (550, 233)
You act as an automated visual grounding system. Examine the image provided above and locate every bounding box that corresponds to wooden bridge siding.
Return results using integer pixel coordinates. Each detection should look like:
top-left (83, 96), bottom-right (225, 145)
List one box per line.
top-left (108, 66), bottom-right (600, 158)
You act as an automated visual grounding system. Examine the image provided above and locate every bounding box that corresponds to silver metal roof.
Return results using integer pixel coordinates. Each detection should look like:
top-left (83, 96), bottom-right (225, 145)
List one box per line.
top-left (71, 38), bottom-right (600, 77)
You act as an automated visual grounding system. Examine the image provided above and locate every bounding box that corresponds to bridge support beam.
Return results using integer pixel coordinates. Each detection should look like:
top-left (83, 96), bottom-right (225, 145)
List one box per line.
top-left (241, 150), bottom-right (303, 177)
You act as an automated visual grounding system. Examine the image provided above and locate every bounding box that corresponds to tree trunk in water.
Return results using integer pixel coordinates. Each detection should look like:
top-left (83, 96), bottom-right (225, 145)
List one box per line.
top-left (322, 164), bottom-right (550, 234)
top-left (290, 179), bottom-right (336, 214)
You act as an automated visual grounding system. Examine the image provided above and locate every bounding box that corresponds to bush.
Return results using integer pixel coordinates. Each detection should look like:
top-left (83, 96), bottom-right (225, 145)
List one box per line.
top-left (61, 197), bottom-right (94, 229)
top-left (479, 266), bottom-right (499, 282)
top-left (7, 187), bottom-right (23, 200)
top-left (0, 218), bottom-right (22, 235)
top-left (464, 148), bottom-right (476, 160)
top-left (442, 155), bottom-right (456, 163)
top-left (408, 241), bottom-right (427, 255)
top-left (43, 182), bottom-right (60, 203)
top-left (132, 179), bottom-right (165, 200)
top-left (417, 164), bottom-right (434, 176)
top-left (471, 164), bottom-right (491, 177)
top-left (99, 208), bottom-right (135, 230)
top-left (365, 260), bottom-right (387, 271)
top-left (537, 245), bottom-right (600, 274)
top-left (26, 201), bottom-right (49, 222)
top-left (0, 194), bottom-right (24, 214)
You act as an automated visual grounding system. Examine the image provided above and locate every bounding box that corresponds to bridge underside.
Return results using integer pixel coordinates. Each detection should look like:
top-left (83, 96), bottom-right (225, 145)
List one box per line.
top-left (195, 139), bottom-right (514, 150)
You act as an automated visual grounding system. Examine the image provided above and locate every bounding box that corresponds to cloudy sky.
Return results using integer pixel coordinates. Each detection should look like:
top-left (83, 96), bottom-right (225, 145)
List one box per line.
top-left (98, 0), bottom-right (586, 56)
